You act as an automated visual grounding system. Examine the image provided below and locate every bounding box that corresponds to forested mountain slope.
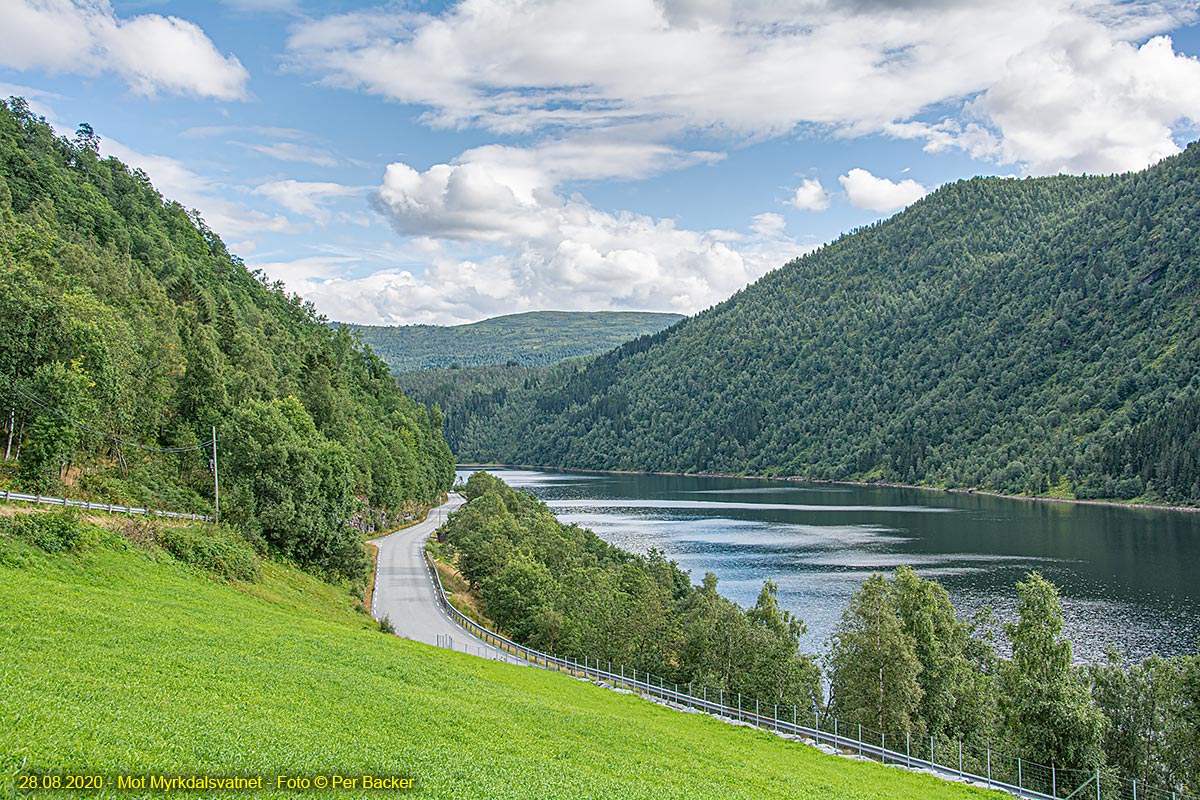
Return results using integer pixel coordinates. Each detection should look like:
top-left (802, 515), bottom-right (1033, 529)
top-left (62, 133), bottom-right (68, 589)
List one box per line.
top-left (347, 310), bottom-right (683, 372)
top-left (0, 98), bottom-right (453, 580)
top-left (453, 144), bottom-right (1200, 504)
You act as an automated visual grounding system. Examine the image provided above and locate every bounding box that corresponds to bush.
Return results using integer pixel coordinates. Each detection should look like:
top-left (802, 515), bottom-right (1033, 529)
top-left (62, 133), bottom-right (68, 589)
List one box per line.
top-left (157, 524), bottom-right (260, 582)
top-left (0, 509), bottom-right (94, 553)
top-left (378, 615), bottom-right (395, 634)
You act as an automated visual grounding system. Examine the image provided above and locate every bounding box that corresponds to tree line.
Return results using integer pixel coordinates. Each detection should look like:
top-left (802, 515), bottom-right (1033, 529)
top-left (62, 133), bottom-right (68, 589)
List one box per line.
top-left (0, 98), bottom-right (454, 584)
top-left (445, 473), bottom-right (1200, 795)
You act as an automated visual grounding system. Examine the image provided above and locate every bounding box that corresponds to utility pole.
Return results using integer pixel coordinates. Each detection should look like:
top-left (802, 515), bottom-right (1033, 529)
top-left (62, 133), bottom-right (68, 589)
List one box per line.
top-left (211, 425), bottom-right (219, 523)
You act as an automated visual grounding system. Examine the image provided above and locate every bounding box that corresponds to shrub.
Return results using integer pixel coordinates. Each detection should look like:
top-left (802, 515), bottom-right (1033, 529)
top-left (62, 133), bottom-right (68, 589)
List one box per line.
top-left (378, 615), bottom-right (395, 634)
top-left (157, 524), bottom-right (260, 582)
top-left (0, 509), bottom-right (94, 553)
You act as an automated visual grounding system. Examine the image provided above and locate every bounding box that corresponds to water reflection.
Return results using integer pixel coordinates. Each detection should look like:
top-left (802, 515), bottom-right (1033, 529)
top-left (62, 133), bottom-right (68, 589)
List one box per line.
top-left (457, 468), bottom-right (1200, 661)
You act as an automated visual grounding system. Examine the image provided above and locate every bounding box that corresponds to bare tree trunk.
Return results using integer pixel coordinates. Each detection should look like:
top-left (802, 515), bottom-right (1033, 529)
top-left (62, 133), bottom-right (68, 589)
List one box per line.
top-left (4, 407), bottom-right (13, 460)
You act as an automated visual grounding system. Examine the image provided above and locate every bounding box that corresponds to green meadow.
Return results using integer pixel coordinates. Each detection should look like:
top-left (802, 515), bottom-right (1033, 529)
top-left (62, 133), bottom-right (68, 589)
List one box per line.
top-left (0, 511), bottom-right (1003, 799)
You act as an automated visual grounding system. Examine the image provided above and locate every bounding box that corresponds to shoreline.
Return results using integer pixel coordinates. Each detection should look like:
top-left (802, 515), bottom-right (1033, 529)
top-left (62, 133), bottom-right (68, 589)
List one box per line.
top-left (457, 462), bottom-right (1200, 515)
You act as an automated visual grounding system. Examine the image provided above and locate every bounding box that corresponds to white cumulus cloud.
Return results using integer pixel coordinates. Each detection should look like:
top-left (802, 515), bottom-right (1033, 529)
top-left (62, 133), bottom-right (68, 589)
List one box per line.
top-left (0, 0), bottom-right (248, 100)
top-left (789, 178), bottom-right (831, 211)
top-left (839, 169), bottom-right (928, 213)
top-left (369, 155), bottom-right (773, 315)
top-left (966, 32), bottom-right (1200, 174)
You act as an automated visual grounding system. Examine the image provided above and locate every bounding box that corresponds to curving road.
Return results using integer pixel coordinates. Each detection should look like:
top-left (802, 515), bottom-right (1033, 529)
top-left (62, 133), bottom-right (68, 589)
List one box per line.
top-left (371, 495), bottom-right (520, 663)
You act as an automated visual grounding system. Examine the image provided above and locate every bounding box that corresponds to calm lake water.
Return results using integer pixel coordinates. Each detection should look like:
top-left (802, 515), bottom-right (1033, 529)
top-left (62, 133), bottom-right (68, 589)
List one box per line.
top-left (459, 467), bottom-right (1200, 663)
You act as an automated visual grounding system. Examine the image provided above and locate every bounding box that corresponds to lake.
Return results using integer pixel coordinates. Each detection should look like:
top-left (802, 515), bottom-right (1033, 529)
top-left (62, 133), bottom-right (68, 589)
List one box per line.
top-left (458, 467), bottom-right (1200, 663)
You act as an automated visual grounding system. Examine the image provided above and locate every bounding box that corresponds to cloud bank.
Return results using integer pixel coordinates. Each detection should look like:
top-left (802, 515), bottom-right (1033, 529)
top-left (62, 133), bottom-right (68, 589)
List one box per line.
top-left (1, 0), bottom-right (249, 100)
top-left (286, 0), bottom-right (1200, 176)
top-left (272, 146), bottom-right (808, 325)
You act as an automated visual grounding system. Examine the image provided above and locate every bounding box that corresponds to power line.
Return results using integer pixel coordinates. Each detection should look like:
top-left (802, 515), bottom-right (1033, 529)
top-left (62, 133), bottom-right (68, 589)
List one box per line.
top-left (5, 382), bottom-right (214, 454)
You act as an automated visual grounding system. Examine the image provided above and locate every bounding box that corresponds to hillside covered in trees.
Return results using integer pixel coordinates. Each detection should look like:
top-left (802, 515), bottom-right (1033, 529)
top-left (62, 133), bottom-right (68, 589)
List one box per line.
top-left (348, 310), bottom-right (683, 372)
top-left (448, 143), bottom-right (1200, 505)
top-left (0, 98), bottom-right (454, 581)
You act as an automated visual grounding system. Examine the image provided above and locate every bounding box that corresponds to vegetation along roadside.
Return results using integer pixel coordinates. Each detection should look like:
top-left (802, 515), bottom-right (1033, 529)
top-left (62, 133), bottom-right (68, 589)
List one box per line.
top-left (440, 471), bottom-right (1200, 798)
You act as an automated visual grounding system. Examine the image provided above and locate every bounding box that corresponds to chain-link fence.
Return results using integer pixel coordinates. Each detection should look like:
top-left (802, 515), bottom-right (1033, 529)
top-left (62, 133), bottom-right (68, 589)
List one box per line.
top-left (423, 551), bottom-right (1196, 800)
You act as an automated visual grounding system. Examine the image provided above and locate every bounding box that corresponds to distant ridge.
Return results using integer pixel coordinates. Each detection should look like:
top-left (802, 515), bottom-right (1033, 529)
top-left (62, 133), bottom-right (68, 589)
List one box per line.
top-left (441, 142), bottom-right (1200, 506)
top-left (346, 310), bottom-right (684, 372)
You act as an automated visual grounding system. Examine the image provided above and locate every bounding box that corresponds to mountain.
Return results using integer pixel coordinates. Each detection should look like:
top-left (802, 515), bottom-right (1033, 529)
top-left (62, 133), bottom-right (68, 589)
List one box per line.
top-left (346, 310), bottom-right (684, 372)
top-left (448, 143), bottom-right (1200, 505)
top-left (0, 98), bottom-right (454, 579)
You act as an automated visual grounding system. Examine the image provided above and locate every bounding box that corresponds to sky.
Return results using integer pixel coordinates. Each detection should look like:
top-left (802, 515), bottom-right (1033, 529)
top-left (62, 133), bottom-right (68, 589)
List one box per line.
top-left (3, 0), bottom-right (1200, 325)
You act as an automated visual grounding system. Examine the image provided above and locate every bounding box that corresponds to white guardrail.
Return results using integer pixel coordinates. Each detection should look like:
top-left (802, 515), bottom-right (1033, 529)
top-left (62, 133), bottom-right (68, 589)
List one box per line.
top-left (0, 489), bottom-right (212, 522)
top-left (425, 548), bottom-right (1193, 800)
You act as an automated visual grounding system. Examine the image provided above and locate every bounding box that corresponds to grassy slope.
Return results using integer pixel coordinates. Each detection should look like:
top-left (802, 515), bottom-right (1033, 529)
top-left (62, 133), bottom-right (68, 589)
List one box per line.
top-left (1, 525), bottom-right (1001, 800)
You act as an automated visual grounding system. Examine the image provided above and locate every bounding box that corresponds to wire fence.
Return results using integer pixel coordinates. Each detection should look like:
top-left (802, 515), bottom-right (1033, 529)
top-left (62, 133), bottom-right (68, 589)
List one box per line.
top-left (0, 489), bottom-right (212, 522)
top-left (423, 550), bottom-right (1195, 800)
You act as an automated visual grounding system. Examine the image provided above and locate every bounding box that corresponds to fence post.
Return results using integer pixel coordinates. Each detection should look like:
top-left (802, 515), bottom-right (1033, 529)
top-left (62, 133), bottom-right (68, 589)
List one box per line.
top-left (834, 717), bottom-right (838, 744)
top-left (958, 742), bottom-right (963, 779)
top-left (1053, 767), bottom-right (1057, 798)
top-left (987, 748), bottom-right (992, 789)
top-left (774, 703), bottom-right (778, 732)
top-left (906, 732), bottom-right (911, 768)
top-left (1018, 758), bottom-right (1022, 794)
top-left (738, 693), bottom-right (742, 722)
top-left (858, 724), bottom-right (862, 757)
top-left (930, 736), bottom-right (934, 769)
top-left (881, 733), bottom-right (885, 764)
top-left (756, 698), bottom-right (760, 726)
top-left (1095, 768), bottom-right (1100, 800)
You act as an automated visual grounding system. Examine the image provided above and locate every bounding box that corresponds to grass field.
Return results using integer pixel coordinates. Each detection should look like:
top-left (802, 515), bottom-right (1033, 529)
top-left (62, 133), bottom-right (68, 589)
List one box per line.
top-left (0, 511), bottom-right (1004, 799)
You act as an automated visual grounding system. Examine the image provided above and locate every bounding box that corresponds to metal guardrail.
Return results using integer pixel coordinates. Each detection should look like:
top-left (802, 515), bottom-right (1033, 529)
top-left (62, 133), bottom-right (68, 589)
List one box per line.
top-left (0, 490), bottom-right (212, 522)
top-left (423, 549), bottom-right (1106, 800)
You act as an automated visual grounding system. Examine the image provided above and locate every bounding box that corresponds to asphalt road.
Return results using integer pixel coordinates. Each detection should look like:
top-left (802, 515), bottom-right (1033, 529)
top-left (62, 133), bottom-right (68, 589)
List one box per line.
top-left (371, 494), bottom-right (520, 663)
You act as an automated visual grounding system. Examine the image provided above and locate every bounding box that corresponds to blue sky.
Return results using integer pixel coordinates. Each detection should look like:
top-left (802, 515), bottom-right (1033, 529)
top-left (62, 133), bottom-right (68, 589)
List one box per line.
top-left (4, 0), bottom-right (1200, 324)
